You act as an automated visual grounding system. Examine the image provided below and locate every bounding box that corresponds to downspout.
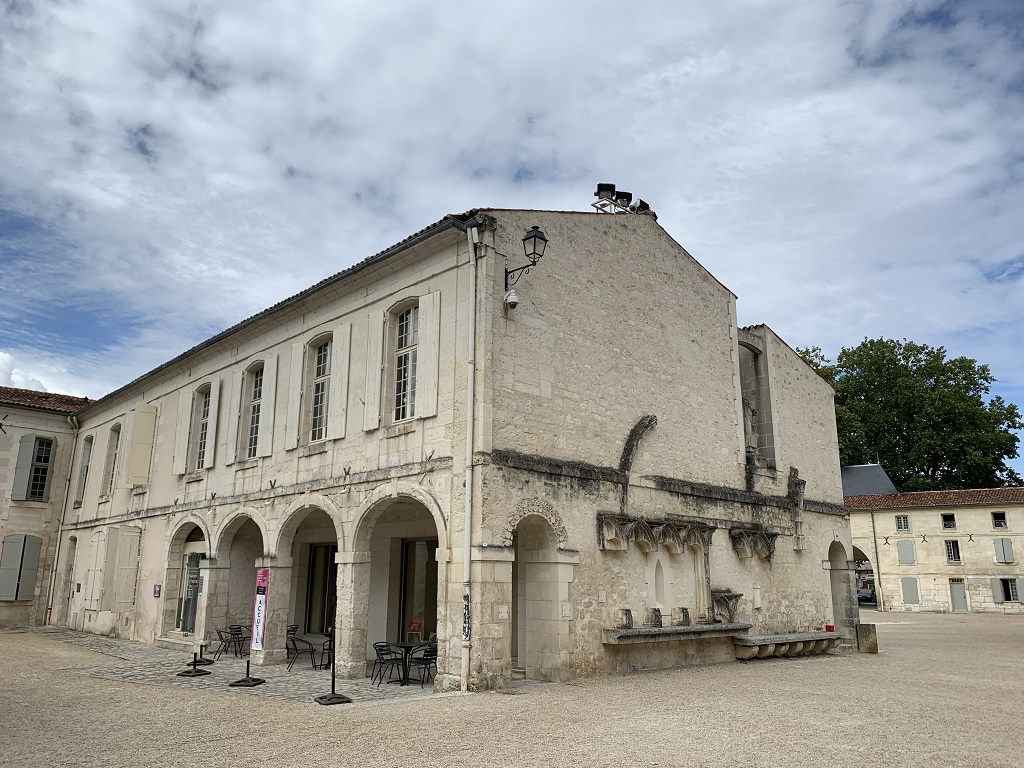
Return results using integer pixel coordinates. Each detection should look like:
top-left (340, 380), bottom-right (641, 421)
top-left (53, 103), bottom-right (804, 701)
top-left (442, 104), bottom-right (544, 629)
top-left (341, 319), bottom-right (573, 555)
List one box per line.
top-left (870, 511), bottom-right (885, 612)
top-left (461, 224), bottom-right (481, 692)
top-left (45, 413), bottom-right (80, 626)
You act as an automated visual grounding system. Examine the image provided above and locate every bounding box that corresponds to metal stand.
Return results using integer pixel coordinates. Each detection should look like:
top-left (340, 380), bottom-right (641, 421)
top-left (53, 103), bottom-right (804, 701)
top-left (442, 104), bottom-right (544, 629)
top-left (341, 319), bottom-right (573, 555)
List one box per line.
top-left (193, 643), bottom-right (214, 666)
top-left (177, 652), bottom-right (212, 677)
top-left (229, 659), bottom-right (265, 687)
top-left (315, 628), bottom-right (350, 705)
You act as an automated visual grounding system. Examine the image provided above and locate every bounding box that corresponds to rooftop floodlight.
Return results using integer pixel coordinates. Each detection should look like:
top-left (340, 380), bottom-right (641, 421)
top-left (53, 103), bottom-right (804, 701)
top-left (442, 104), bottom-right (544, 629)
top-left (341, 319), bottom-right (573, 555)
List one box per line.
top-left (595, 183), bottom-right (616, 200)
top-left (634, 199), bottom-right (650, 213)
top-left (614, 190), bottom-right (632, 207)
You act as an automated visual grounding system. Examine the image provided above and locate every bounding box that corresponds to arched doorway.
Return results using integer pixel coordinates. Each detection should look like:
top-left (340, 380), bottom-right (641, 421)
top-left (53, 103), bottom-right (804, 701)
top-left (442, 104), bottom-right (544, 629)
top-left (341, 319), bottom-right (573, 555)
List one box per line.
top-left (207, 516), bottom-right (266, 631)
top-left (511, 514), bottom-right (575, 682)
top-left (828, 540), bottom-right (855, 632)
top-left (285, 507), bottom-right (341, 636)
top-left (852, 545), bottom-right (876, 606)
top-left (162, 523), bottom-right (208, 638)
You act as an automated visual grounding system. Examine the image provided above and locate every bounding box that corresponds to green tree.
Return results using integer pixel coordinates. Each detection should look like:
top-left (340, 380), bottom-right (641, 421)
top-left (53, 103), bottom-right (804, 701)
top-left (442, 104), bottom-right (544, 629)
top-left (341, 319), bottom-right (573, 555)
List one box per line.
top-left (798, 339), bottom-right (1022, 491)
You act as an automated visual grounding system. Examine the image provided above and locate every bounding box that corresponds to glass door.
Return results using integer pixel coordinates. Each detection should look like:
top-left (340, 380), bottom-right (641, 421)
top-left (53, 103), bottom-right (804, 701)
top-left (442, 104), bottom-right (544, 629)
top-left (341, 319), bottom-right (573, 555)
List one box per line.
top-left (176, 553), bottom-right (201, 634)
top-left (399, 539), bottom-right (438, 642)
top-left (305, 544), bottom-right (337, 635)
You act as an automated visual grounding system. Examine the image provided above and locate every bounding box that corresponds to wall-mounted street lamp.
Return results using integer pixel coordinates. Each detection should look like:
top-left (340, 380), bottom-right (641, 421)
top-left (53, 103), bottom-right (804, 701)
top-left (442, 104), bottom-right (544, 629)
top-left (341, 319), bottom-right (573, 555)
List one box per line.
top-left (505, 225), bottom-right (548, 291)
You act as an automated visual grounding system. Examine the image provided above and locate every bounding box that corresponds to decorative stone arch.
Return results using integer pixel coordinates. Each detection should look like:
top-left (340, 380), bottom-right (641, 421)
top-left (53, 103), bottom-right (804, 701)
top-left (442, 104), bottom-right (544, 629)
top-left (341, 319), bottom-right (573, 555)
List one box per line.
top-left (351, 481), bottom-right (447, 552)
top-left (165, 514), bottom-right (213, 554)
top-left (497, 498), bottom-right (569, 549)
top-left (273, 492), bottom-right (347, 557)
top-left (211, 506), bottom-right (270, 560)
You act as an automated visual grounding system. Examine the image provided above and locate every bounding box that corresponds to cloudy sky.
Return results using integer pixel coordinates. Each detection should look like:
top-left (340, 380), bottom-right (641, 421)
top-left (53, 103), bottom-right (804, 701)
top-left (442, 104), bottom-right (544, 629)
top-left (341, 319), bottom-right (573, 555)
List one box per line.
top-left (2, 1), bottom-right (1022, 470)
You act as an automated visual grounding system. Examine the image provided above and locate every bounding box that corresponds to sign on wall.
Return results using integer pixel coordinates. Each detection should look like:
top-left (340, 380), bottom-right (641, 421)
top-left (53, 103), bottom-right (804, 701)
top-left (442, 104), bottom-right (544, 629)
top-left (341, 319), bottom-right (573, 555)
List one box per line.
top-left (251, 568), bottom-right (270, 651)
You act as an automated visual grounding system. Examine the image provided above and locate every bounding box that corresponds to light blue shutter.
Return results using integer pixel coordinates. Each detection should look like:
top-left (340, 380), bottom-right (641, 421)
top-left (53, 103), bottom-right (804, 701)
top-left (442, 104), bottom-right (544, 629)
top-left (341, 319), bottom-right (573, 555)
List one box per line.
top-left (897, 540), bottom-right (915, 565)
top-left (901, 577), bottom-right (919, 604)
top-left (10, 435), bottom-right (34, 501)
top-left (16, 535), bottom-right (41, 600)
top-left (0, 535), bottom-right (26, 600)
top-left (991, 578), bottom-right (1004, 603)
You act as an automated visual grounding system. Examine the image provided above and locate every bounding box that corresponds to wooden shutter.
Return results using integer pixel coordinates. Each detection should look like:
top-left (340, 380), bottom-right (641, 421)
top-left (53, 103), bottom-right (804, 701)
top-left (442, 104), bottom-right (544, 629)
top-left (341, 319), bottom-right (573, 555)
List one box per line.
top-left (897, 540), bottom-right (915, 565)
top-left (84, 531), bottom-right (106, 610)
top-left (16, 535), bottom-right (41, 601)
top-left (992, 578), bottom-right (1004, 603)
top-left (285, 342), bottom-right (304, 450)
top-left (113, 527), bottom-right (141, 612)
top-left (173, 390), bottom-right (192, 475)
top-left (901, 577), bottom-right (919, 604)
top-left (0, 535), bottom-right (26, 600)
top-left (10, 435), bottom-right (34, 501)
top-left (258, 354), bottom-right (279, 457)
top-left (995, 538), bottom-right (1014, 564)
top-left (225, 369), bottom-right (243, 465)
top-left (363, 312), bottom-right (384, 431)
top-left (1017, 578), bottom-right (1024, 602)
top-left (416, 291), bottom-right (441, 419)
top-left (327, 324), bottom-right (351, 440)
top-left (125, 404), bottom-right (157, 487)
top-left (99, 527), bottom-right (121, 611)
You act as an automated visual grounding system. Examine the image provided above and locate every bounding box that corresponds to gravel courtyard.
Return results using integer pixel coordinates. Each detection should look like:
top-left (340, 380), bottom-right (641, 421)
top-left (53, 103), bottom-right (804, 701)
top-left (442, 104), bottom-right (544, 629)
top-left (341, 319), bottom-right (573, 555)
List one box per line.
top-left (1, 610), bottom-right (1021, 768)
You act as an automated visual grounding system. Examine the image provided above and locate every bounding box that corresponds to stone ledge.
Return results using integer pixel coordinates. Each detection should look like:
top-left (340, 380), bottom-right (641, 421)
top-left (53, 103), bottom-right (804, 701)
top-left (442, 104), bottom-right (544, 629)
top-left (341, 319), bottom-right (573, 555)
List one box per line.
top-left (733, 631), bottom-right (841, 660)
top-left (603, 622), bottom-right (753, 645)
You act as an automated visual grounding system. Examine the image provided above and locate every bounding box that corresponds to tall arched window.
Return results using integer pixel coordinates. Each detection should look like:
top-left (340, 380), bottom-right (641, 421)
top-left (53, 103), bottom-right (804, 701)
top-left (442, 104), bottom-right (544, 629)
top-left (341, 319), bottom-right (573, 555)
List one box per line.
top-left (74, 435), bottom-right (94, 506)
top-left (102, 424), bottom-right (121, 496)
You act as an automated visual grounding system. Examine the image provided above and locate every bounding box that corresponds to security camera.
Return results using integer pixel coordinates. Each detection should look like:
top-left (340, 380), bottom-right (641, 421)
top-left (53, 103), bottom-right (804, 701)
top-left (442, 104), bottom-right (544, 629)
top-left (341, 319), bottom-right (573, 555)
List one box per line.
top-left (504, 289), bottom-right (520, 309)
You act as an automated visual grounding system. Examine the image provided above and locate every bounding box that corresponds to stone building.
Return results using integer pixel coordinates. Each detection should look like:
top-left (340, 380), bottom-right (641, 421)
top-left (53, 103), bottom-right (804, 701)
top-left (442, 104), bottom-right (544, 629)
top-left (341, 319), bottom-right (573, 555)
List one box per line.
top-left (847, 485), bottom-right (1024, 614)
top-left (27, 205), bottom-right (853, 689)
top-left (0, 387), bottom-right (90, 627)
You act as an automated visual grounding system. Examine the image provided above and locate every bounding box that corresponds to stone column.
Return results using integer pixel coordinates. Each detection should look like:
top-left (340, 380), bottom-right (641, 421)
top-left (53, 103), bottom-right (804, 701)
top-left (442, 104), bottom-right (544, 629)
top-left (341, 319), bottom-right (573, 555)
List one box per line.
top-left (334, 550), bottom-right (371, 678)
top-left (248, 555), bottom-right (292, 666)
top-left (468, 545), bottom-right (515, 690)
top-left (196, 558), bottom-right (230, 647)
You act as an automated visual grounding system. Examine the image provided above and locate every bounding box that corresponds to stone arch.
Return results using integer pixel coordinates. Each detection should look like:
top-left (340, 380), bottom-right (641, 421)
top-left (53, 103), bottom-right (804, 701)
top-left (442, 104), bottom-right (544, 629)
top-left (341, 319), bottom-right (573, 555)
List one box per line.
top-left (352, 482), bottom-right (447, 552)
top-left (166, 514), bottom-right (212, 554)
top-left (498, 498), bottom-right (569, 549)
top-left (211, 506), bottom-right (270, 560)
top-left (827, 539), bottom-right (855, 632)
top-left (274, 492), bottom-right (347, 557)
top-left (619, 414), bottom-right (657, 514)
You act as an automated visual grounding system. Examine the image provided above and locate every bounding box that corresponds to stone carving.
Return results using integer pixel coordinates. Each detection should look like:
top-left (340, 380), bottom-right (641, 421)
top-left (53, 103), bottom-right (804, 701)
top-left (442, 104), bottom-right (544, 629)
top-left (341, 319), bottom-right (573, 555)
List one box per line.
top-left (599, 514), bottom-right (717, 554)
top-left (616, 608), bottom-right (633, 629)
top-left (671, 607), bottom-right (691, 627)
top-left (710, 589), bottom-right (743, 623)
top-left (644, 608), bottom-right (663, 628)
top-left (730, 528), bottom-right (779, 561)
top-left (498, 498), bottom-right (569, 549)
top-left (742, 398), bottom-right (759, 455)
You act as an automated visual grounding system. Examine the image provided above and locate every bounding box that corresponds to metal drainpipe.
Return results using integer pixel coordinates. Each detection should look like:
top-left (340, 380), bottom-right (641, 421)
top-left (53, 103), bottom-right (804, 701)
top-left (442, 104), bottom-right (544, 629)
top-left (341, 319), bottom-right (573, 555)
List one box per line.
top-left (45, 413), bottom-right (80, 626)
top-left (870, 511), bottom-right (885, 611)
top-left (460, 224), bottom-right (481, 692)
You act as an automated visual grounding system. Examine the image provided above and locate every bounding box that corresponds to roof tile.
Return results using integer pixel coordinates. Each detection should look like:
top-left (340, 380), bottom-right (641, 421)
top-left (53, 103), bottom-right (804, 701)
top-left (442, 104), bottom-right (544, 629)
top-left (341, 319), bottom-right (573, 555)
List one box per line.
top-left (0, 386), bottom-right (91, 414)
top-left (845, 487), bottom-right (1024, 509)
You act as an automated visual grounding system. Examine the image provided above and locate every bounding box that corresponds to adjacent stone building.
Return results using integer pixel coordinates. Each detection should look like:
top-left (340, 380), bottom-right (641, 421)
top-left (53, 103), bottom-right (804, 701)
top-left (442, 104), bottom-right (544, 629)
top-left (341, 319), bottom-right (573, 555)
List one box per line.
top-left (0, 387), bottom-right (90, 627)
top-left (14, 206), bottom-right (854, 688)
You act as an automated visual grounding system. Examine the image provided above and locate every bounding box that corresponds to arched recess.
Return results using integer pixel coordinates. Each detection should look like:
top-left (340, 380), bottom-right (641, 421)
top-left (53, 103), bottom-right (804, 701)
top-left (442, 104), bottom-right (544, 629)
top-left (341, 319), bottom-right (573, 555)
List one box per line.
top-left (206, 508), bottom-right (269, 631)
top-left (212, 507), bottom-right (271, 559)
top-left (347, 485), bottom-right (447, 671)
top-left (852, 545), bottom-right (876, 605)
top-left (497, 498), bottom-right (568, 549)
top-left (828, 540), bottom-right (855, 631)
top-left (511, 513), bottom-right (577, 682)
top-left (161, 518), bottom-right (211, 638)
top-left (274, 492), bottom-right (346, 557)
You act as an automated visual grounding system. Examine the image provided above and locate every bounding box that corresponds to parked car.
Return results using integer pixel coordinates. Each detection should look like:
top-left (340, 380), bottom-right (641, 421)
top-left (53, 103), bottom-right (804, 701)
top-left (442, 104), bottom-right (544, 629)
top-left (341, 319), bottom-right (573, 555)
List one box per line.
top-left (857, 588), bottom-right (876, 603)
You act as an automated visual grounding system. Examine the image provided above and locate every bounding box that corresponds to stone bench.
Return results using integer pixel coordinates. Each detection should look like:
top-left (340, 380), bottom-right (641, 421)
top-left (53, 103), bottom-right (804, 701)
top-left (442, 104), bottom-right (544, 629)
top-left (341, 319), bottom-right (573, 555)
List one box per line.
top-left (732, 631), bottom-right (841, 660)
top-left (602, 622), bottom-right (753, 645)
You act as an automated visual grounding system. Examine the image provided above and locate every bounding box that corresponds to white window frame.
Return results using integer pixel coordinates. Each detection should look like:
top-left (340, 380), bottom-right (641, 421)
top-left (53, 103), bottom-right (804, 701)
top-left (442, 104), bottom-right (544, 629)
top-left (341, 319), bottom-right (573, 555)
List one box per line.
top-left (992, 512), bottom-right (1008, 530)
top-left (74, 435), bottom-right (94, 507)
top-left (101, 424), bottom-right (121, 497)
top-left (392, 304), bottom-right (419, 423)
top-left (308, 336), bottom-right (332, 443)
top-left (945, 539), bottom-right (961, 564)
top-left (192, 385), bottom-right (212, 470)
top-left (12, 435), bottom-right (55, 502)
top-left (941, 513), bottom-right (957, 530)
top-left (895, 514), bottom-right (910, 532)
top-left (244, 363), bottom-right (264, 459)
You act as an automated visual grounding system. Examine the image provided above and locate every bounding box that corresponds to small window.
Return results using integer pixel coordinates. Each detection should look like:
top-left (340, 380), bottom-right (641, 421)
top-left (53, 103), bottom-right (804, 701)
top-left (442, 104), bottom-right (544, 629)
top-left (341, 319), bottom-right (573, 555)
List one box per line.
top-left (945, 540), bottom-right (961, 564)
top-left (895, 514), bottom-right (910, 532)
top-left (992, 512), bottom-right (1008, 529)
top-left (941, 513), bottom-right (957, 530)
top-left (897, 539), bottom-right (916, 565)
top-left (994, 538), bottom-right (1014, 564)
top-left (11, 435), bottom-right (55, 502)
top-left (994, 578), bottom-right (1019, 603)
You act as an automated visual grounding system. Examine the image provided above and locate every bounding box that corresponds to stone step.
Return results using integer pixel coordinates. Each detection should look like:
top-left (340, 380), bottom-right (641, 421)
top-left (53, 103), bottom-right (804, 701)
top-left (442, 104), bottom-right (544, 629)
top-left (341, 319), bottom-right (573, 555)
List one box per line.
top-left (512, 667), bottom-right (526, 680)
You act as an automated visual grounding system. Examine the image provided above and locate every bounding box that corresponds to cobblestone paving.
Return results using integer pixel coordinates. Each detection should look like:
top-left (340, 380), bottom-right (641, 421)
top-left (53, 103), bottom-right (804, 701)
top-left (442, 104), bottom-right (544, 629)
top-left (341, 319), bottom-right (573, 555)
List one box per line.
top-left (12, 626), bottom-right (446, 706)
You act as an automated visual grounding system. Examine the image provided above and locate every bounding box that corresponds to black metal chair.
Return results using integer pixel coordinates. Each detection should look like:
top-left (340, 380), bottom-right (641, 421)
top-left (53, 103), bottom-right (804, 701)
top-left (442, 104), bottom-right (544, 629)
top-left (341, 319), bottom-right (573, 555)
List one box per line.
top-left (228, 625), bottom-right (250, 657)
top-left (371, 642), bottom-right (404, 686)
top-left (212, 628), bottom-right (235, 661)
top-left (408, 643), bottom-right (437, 688)
top-left (286, 624), bottom-right (316, 671)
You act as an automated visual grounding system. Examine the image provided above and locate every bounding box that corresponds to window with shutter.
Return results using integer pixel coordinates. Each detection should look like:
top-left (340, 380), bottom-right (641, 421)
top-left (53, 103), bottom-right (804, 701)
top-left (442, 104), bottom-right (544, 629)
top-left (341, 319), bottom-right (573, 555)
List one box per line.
top-left (901, 577), bottom-right (920, 604)
top-left (0, 535), bottom-right (41, 601)
top-left (74, 436), bottom-right (94, 506)
top-left (897, 539), bottom-right (916, 565)
top-left (994, 538), bottom-right (1014, 564)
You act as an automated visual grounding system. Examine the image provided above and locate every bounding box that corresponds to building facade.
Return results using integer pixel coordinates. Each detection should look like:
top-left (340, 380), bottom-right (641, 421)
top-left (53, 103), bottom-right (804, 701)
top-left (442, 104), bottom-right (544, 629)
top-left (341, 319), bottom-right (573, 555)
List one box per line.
top-left (0, 387), bottom-right (90, 627)
top-left (18, 207), bottom-right (853, 689)
top-left (847, 488), bottom-right (1024, 614)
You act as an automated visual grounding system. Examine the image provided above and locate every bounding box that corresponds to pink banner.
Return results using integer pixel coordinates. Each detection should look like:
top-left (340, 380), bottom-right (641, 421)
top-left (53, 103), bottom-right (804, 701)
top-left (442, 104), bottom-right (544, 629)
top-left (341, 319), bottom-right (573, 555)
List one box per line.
top-left (251, 568), bottom-right (270, 652)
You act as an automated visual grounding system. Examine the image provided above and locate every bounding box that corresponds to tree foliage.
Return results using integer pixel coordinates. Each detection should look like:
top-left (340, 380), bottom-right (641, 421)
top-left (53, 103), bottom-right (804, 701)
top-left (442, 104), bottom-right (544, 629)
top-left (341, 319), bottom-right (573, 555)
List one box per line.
top-left (798, 339), bottom-right (1022, 492)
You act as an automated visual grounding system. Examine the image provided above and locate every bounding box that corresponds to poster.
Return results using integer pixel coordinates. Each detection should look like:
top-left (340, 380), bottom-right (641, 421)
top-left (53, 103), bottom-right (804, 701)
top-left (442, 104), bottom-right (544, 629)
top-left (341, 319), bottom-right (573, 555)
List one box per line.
top-left (251, 568), bottom-right (270, 651)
